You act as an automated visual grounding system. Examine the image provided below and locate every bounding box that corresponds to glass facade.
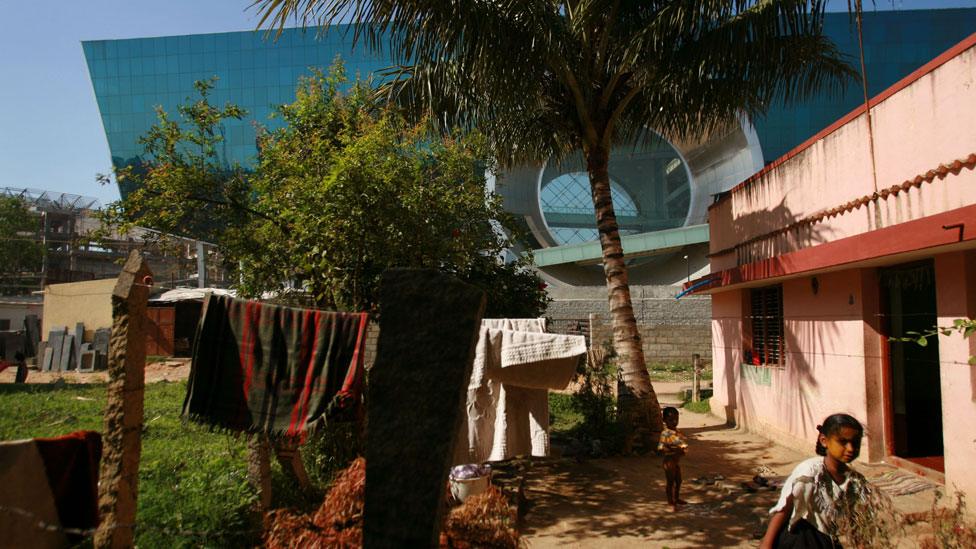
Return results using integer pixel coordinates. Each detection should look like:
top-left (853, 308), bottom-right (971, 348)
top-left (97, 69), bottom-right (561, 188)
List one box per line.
top-left (755, 8), bottom-right (976, 163)
top-left (539, 136), bottom-right (690, 246)
top-left (82, 26), bottom-right (389, 196)
top-left (84, 8), bottom-right (976, 239)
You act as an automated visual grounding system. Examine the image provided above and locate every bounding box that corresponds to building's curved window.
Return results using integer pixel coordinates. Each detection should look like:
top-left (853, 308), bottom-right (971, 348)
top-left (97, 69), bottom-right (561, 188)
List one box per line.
top-left (540, 174), bottom-right (639, 245)
top-left (539, 134), bottom-right (691, 247)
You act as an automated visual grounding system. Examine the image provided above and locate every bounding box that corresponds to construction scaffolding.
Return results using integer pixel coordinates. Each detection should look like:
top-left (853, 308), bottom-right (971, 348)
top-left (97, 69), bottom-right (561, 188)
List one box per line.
top-left (0, 187), bottom-right (227, 295)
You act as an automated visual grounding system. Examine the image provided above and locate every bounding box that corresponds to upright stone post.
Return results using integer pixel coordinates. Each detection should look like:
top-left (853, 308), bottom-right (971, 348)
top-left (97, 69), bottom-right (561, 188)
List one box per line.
top-left (246, 435), bottom-right (273, 513)
top-left (692, 353), bottom-right (702, 403)
top-left (95, 251), bottom-right (152, 548)
top-left (364, 269), bottom-right (485, 548)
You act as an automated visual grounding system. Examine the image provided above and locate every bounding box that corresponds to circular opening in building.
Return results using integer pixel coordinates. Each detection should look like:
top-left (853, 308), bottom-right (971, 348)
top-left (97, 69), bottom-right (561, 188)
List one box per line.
top-left (539, 134), bottom-right (691, 247)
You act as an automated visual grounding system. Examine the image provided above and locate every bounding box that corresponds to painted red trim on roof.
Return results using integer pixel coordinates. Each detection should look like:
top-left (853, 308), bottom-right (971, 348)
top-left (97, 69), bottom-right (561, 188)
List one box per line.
top-left (694, 203), bottom-right (976, 293)
top-left (707, 153), bottom-right (976, 260)
top-left (711, 31), bottom-right (976, 210)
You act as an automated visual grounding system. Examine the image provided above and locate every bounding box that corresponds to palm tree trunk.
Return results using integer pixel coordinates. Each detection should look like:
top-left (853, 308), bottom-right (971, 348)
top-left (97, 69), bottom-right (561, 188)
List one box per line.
top-left (585, 145), bottom-right (663, 451)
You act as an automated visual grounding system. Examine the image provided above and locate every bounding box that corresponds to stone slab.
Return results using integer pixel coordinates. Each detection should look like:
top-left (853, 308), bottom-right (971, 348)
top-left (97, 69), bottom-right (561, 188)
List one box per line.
top-left (59, 334), bottom-right (75, 372)
top-left (79, 350), bottom-right (97, 373)
top-left (36, 341), bottom-right (47, 367)
top-left (364, 269), bottom-right (486, 548)
top-left (24, 315), bottom-right (41, 358)
top-left (46, 330), bottom-right (66, 372)
top-left (93, 328), bottom-right (111, 370)
top-left (74, 322), bottom-right (85, 362)
top-left (41, 347), bottom-right (54, 372)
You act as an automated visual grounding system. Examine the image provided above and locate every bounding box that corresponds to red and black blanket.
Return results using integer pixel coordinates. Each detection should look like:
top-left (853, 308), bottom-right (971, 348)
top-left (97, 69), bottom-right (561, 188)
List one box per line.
top-left (183, 294), bottom-right (368, 438)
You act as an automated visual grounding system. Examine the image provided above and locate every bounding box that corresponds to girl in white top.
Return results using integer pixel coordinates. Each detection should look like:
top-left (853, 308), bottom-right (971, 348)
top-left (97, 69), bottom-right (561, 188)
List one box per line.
top-left (760, 414), bottom-right (870, 548)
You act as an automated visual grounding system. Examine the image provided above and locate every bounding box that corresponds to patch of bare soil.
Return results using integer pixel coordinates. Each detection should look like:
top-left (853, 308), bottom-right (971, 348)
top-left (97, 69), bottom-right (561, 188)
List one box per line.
top-left (0, 358), bottom-right (191, 385)
top-left (521, 411), bottom-right (943, 548)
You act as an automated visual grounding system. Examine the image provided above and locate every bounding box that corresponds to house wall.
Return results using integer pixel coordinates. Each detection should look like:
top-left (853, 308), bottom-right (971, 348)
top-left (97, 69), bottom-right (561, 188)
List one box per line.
top-left (0, 302), bottom-right (43, 331)
top-left (711, 270), bottom-right (876, 456)
top-left (933, 250), bottom-right (976, 498)
top-left (709, 38), bottom-right (976, 272)
top-left (710, 290), bottom-right (743, 423)
top-left (42, 278), bottom-right (116, 340)
top-left (705, 34), bottom-right (976, 498)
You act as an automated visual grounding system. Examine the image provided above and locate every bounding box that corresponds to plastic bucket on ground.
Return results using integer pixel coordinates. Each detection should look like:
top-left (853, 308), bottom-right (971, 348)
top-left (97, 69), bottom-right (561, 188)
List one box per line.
top-left (449, 475), bottom-right (490, 503)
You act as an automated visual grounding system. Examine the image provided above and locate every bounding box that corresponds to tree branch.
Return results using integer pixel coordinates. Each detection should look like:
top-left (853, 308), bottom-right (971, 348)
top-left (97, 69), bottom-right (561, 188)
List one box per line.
top-left (603, 83), bottom-right (645, 149)
top-left (142, 188), bottom-right (292, 236)
top-left (559, 67), bottom-right (600, 146)
top-left (599, 69), bottom-right (631, 112)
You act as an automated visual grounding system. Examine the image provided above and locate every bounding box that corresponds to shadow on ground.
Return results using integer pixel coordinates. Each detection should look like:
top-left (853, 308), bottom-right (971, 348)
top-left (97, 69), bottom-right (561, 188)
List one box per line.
top-left (521, 412), bottom-right (803, 548)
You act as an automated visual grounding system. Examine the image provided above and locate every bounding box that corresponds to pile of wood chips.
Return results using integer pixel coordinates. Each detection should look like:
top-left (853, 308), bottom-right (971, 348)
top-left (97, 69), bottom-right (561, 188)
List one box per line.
top-left (265, 457), bottom-right (366, 548)
top-left (264, 457), bottom-right (519, 548)
top-left (441, 486), bottom-right (519, 548)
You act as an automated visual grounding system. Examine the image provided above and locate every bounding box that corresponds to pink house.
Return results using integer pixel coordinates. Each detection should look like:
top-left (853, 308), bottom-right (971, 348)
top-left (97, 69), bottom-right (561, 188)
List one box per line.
top-left (691, 33), bottom-right (976, 498)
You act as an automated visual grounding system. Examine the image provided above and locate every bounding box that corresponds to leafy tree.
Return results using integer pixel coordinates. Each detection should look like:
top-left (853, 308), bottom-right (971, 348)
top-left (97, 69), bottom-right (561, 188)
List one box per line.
top-left (100, 66), bottom-right (548, 316)
top-left (0, 196), bottom-right (42, 295)
top-left (255, 0), bottom-right (854, 446)
top-left (99, 79), bottom-right (253, 251)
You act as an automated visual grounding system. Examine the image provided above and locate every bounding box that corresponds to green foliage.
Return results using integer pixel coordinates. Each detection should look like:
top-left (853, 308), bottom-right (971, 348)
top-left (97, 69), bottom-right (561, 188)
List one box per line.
top-left (254, 0), bottom-right (856, 445)
top-left (99, 78), bottom-right (251, 246)
top-left (893, 318), bottom-right (976, 364)
top-left (0, 196), bottom-right (42, 295)
top-left (549, 349), bottom-right (627, 458)
top-left (0, 382), bottom-right (257, 548)
top-left (547, 392), bottom-right (582, 433)
top-left (682, 398), bottom-right (711, 415)
top-left (99, 63), bottom-right (548, 317)
top-left (301, 421), bottom-right (362, 493)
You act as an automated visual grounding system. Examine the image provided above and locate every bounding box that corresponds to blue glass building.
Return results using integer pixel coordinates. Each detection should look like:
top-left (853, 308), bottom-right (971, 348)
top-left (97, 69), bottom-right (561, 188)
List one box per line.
top-left (83, 26), bottom-right (389, 194)
top-left (83, 9), bottom-right (976, 286)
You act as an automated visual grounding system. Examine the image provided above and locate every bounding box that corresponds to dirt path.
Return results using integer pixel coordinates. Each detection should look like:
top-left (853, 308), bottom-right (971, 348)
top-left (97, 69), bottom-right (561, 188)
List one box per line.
top-left (0, 358), bottom-right (191, 384)
top-left (521, 410), bottom-right (942, 548)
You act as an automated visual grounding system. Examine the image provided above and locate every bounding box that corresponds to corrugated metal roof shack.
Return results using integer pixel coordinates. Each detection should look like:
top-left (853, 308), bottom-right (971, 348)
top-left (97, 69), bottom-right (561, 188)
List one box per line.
top-left (148, 289), bottom-right (235, 358)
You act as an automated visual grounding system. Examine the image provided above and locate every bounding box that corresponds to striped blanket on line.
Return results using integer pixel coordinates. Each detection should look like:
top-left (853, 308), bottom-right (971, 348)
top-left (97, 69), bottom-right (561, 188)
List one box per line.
top-left (183, 294), bottom-right (368, 438)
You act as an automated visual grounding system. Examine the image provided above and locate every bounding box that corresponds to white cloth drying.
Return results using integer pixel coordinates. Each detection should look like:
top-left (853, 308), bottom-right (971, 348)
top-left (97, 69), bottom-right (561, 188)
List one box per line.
top-left (455, 319), bottom-right (586, 464)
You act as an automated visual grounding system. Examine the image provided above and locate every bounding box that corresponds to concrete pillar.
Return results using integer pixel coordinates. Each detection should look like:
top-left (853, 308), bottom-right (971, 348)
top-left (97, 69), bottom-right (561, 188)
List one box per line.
top-left (196, 241), bottom-right (206, 288)
top-left (859, 267), bottom-right (887, 462)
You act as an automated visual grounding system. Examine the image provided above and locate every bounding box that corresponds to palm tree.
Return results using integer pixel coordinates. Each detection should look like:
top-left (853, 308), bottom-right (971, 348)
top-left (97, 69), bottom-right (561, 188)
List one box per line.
top-left (254, 0), bottom-right (853, 448)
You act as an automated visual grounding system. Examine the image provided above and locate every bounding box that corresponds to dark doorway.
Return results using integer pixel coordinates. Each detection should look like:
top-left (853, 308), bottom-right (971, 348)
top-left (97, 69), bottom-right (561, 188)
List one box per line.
top-left (882, 260), bottom-right (944, 471)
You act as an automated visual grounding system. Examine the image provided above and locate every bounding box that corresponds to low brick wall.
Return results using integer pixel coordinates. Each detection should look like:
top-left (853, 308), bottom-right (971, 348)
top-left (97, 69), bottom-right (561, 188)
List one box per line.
top-left (546, 285), bottom-right (712, 367)
top-left (589, 318), bottom-right (712, 367)
top-left (364, 285), bottom-right (713, 369)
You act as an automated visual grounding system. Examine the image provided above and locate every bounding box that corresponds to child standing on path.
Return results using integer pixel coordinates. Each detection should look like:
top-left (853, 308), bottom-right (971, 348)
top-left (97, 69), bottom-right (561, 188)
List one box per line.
top-left (658, 406), bottom-right (689, 511)
top-left (760, 413), bottom-right (872, 548)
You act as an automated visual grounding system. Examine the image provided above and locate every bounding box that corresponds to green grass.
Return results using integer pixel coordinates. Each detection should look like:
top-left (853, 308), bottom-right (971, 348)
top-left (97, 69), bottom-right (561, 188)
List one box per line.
top-left (647, 361), bottom-right (713, 382)
top-left (0, 381), bottom-right (258, 548)
top-left (548, 392), bottom-right (583, 433)
top-left (548, 390), bottom-right (627, 457)
top-left (682, 398), bottom-right (711, 414)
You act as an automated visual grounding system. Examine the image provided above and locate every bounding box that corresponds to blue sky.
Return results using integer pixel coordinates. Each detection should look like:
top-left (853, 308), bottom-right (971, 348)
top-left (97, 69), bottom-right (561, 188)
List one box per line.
top-left (0, 0), bottom-right (973, 205)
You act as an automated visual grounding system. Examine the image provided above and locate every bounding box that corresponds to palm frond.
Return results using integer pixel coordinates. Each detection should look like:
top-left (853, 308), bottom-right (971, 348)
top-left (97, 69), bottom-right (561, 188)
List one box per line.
top-left (254, 0), bottom-right (854, 161)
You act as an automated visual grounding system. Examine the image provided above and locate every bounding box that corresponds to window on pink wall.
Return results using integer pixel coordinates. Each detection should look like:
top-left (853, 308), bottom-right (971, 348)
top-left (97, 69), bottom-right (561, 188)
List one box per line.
top-left (747, 285), bottom-right (784, 366)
